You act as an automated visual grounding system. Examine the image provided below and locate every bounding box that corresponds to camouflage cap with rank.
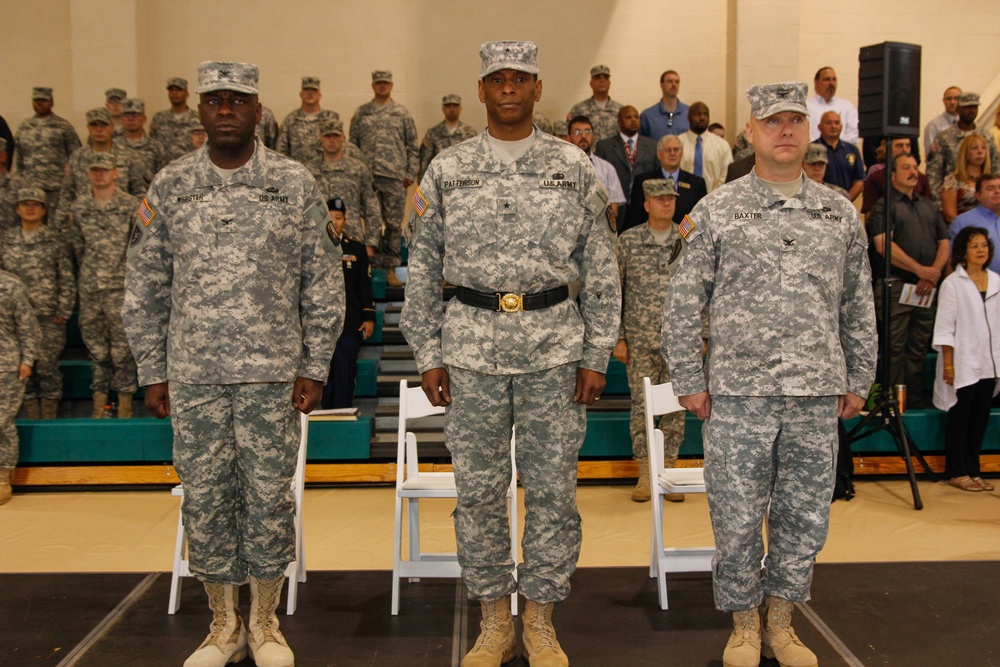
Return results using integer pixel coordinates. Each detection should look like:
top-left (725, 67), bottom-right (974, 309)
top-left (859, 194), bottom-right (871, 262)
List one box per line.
top-left (371, 70), bottom-right (393, 83)
top-left (88, 152), bottom-right (118, 170)
top-left (590, 65), bottom-right (610, 77)
top-left (189, 121), bottom-right (207, 134)
top-left (747, 81), bottom-right (809, 119)
top-left (804, 144), bottom-right (828, 164)
top-left (553, 119), bottom-right (568, 136)
top-left (958, 92), bottom-right (981, 107)
top-left (301, 76), bottom-right (321, 90)
top-left (32, 87), bottom-right (53, 101)
top-left (320, 117), bottom-right (345, 136)
top-left (195, 61), bottom-right (259, 95)
top-left (166, 77), bottom-right (188, 90)
top-left (86, 107), bottom-right (113, 124)
top-left (17, 187), bottom-right (47, 204)
top-left (442, 94), bottom-right (462, 106)
top-left (105, 87), bottom-right (127, 102)
top-left (480, 40), bottom-right (538, 77)
top-left (122, 98), bottom-right (145, 114)
top-left (643, 178), bottom-right (679, 198)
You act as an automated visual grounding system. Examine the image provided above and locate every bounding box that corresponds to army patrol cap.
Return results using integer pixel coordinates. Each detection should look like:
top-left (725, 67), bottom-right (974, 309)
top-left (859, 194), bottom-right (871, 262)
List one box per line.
top-left (166, 77), bottom-right (188, 90)
top-left (196, 61), bottom-right (259, 95)
top-left (480, 41), bottom-right (539, 78)
top-left (747, 82), bottom-right (809, 120)
top-left (320, 117), bottom-right (345, 136)
top-left (17, 187), bottom-right (47, 205)
top-left (372, 70), bottom-right (393, 83)
top-left (804, 144), bottom-right (829, 164)
top-left (32, 87), bottom-right (53, 101)
top-left (301, 76), bottom-right (321, 90)
top-left (590, 65), bottom-right (611, 77)
top-left (442, 94), bottom-right (462, 106)
top-left (189, 121), bottom-right (207, 134)
top-left (958, 92), bottom-right (981, 107)
top-left (86, 107), bottom-right (113, 124)
top-left (122, 98), bottom-right (145, 114)
top-left (105, 88), bottom-right (127, 102)
top-left (327, 197), bottom-right (347, 215)
top-left (553, 120), bottom-right (568, 136)
top-left (88, 152), bottom-right (118, 170)
top-left (643, 178), bottom-right (679, 198)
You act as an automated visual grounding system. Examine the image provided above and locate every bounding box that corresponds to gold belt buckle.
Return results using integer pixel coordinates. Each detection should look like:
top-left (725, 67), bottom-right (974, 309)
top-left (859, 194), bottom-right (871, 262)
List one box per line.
top-left (497, 292), bottom-right (524, 312)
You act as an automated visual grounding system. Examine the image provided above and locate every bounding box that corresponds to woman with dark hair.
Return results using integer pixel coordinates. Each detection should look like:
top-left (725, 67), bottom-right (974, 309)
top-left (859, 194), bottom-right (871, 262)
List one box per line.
top-left (932, 225), bottom-right (1000, 491)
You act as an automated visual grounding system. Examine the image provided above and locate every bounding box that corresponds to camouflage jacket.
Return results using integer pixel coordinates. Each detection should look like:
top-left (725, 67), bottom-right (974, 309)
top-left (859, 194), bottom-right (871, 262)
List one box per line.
top-left (123, 135), bottom-right (169, 191)
top-left (149, 108), bottom-right (199, 163)
top-left (14, 114), bottom-right (82, 190)
top-left (926, 127), bottom-right (1000, 203)
top-left (311, 155), bottom-right (382, 248)
top-left (567, 97), bottom-right (623, 144)
top-left (418, 121), bottom-right (478, 181)
top-left (0, 171), bottom-right (19, 232)
top-left (276, 109), bottom-right (341, 172)
top-left (70, 188), bottom-right (139, 293)
top-left (0, 270), bottom-right (40, 370)
top-left (257, 106), bottom-right (279, 150)
top-left (55, 144), bottom-right (145, 229)
top-left (349, 100), bottom-right (418, 182)
top-left (662, 171), bottom-right (876, 398)
top-left (122, 139), bottom-right (345, 386)
top-left (400, 130), bottom-right (621, 375)
top-left (616, 223), bottom-right (684, 350)
top-left (0, 225), bottom-right (76, 319)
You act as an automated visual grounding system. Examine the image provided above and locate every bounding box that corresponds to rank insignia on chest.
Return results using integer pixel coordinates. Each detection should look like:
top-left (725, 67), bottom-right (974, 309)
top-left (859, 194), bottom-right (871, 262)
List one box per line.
top-left (678, 215), bottom-right (695, 239)
top-left (412, 187), bottom-right (429, 217)
top-left (847, 154), bottom-right (856, 166)
top-left (137, 198), bottom-right (156, 227)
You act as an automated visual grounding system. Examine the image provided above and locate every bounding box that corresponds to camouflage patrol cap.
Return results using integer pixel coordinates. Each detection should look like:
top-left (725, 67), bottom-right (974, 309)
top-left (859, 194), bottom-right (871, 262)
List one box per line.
top-left (196, 61), bottom-right (259, 95)
top-left (747, 82), bottom-right (809, 119)
top-left (590, 65), bottom-right (610, 77)
top-left (17, 187), bottom-right (47, 205)
top-left (188, 121), bottom-right (207, 134)
top-left (480, 41), bottom-right (539, 78)
top-left (0, 138), bottom-right (6, 152)
top-left (86, 107), bottom-right (113, 124)
top-left (643, 178), bottom-right (679, 198)
top-left (166, 77), bottom-right (188, 90)
top-left (32, 87), bottom-right (53, 101)
top-left (122, 98), bottom-right (145, 114)
top-left (320, 117), bottom-right (345, 136)
top-left (553, 120), bottom-right (568, 136)
top-left (301, 76), bottom-right (321, 90)
top-left (88, 152), bottom-right (117, 170)
top-left (372, 70), bottom-right (393, 83)
top-left (958, 92), bottom-right (980, 107)
top-left (804, 144), bottom-right (828, 164)
top-left (105, 88), bottom-right (127, 102)
top-left (442, 94), bottom-right (462, 106)
top-left (327, 197), bottom-right (347, 215)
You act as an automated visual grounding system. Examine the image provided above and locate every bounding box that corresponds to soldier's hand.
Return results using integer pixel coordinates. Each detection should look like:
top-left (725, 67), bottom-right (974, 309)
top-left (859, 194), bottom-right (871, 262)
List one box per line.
top-left (679, 391), bottom-right (712, 420)
top-left (838, 392), bottom-right (866, 420)
top-left (366, 245), bottom-right (376, 259)
top-left (573, 368), bottom-right (606, 405)
top-left (421, 368), bottom-right (452, 407)
top-left (612, 340), bottom-right (629, 365)
top-left (145, 382), bottom-right (171, 418)
top-left (359, 321), bottom-right (375, 340)
top-left (18, 364), bottom-right (32, 380)
top-left (293, 377), bottom-right (323, 414)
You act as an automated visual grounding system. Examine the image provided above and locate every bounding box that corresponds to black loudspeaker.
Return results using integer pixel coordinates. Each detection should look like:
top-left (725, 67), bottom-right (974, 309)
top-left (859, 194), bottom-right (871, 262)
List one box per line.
top-left (858, 41), bottom-right (921, 139)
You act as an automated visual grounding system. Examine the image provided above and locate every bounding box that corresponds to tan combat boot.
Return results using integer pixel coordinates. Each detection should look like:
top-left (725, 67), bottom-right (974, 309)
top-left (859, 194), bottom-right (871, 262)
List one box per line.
top-left (22, 398), bottom-right (40, 420)
top-left (522, 600), bottom-right (568, 667)
top-left (247, 576), bottom-right (294, 667)
top-left (117, 393), bottom-right (133, 418)
top-left (40, 399), bottom-right (59, 420)
top-left (722, 608), bottom-right (761, 667)
top-left (761, 596), bottom-right (818, 667)
top-left (631, 458), bottom-right (651, 502)
top-left (663, 455), bottom-right (685, 502)
top-left (0, 469), bottom-right (13, 505)
top-left (184, 582), bottom-right (247, 667)
top-left (92, 392), bottom-right (110, 419)
top-left (386, 271), bottom-right (405, 288)
top-left (462, 597), bottom-right (518, 666)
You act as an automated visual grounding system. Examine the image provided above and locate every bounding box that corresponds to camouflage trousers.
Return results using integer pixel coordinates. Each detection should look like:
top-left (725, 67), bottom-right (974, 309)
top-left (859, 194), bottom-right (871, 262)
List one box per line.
top-left (79, 288), bottom-right (137, 394)
top-left (25, 318), bottom-right (66, 400)
top-left (703, 395), bottom-right (838, 611)
top-left (373, 175), bottom-right (405, 270)
top-left (171, 382), bottom-right (299, 584)
top-left (625, 347), bottom-right (684, 461)
top-left (446, 363), bottom-right (585, 603)
top-left (0, 372), bottom-right (26, 468)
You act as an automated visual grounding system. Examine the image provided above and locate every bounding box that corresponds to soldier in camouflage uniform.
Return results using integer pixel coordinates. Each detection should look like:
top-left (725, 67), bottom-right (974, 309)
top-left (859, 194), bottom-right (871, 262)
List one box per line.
top-left (313, 117), bottom-right (382, 255)
top-left (350, 70), bottom-right (418, 284)
top-left (0, 139), bottom-right (20, 231)
top-left (0, 269), bottom-right (40, 505)
top-left (150, 77), bottom-right (200, 163)
top-left (70, 153), bottom-right (139, 418)
top-left (614, 179), bottom-right (688, 503)
top-left (122, 61), bottom-right (343, 667)
top-left (276, 77), bottom-right (341, 174)
top-left (14, 87), bottom-right (82, 213)
top-left (121, 99), bottom-right (168, 193)
top-left (566, 65), bottom-right (623, 144)
top-left (533, 110), bottom-right (555, 136)
top-left (662, 82), bottom-right (876, 667)
top-left (418, 94), bottom-right (478, 181)
top-left (802, 144), bottom-right (850, 200)
top-left (256, 105), bottom-right (279, 150)
top-left (105, 88), bottom-right (127, 137)
top-left (926, 92), bottom-right (1000, 203)
top-left (0, 188), bottom-right (74, 420)
top-left (400, 41), bottom-right (620, 667)
top-left (189, 121), bottom-right (208, 151)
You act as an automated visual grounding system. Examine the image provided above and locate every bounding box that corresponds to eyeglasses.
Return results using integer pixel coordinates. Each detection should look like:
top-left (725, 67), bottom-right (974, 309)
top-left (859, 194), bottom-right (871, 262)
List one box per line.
top-left (570, 129), bottom-right (594, 136)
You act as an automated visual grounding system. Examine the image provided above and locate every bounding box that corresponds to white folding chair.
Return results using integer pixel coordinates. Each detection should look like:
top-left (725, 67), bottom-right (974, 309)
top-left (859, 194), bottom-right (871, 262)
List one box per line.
top-left (391, 379), bottom-right (518, 615)
top-left (644, 377), bottom-right (714, 610)
top-left (168, 412), bottom-right (309, 615)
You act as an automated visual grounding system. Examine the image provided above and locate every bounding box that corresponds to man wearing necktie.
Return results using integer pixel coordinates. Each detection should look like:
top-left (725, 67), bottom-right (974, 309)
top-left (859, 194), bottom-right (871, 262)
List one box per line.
top-left (596, 105), bottom-right (658, 227)
top-left (679, 102), bottom-right (733, 192)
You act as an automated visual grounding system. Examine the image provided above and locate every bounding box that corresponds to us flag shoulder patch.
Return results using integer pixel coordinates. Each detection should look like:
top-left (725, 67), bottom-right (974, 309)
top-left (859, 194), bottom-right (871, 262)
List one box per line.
top-left (138, 198), bottom-right (156, 227)
top-left (678, 215), bottom-right (695, 239)
top-left (412, 187), bottom-right (429, 217)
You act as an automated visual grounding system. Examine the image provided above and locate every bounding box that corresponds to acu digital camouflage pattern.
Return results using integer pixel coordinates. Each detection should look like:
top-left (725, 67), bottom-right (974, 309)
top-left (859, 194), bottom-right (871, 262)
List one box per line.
top-left (0, 170), bottom-right (19, 232)
top-left (746, 82), bottom-right (810, 119)
top-left (170, 381), bottom-right (300, 583)
top-left (479, 40), bottom-right (538, 77)
top-left (926, 126), bottom-right (1000, 203)
top-left (616, 222), bottom-right (686, 460)
top-left (311, 154), bottom-right (383, 247)
top-left (14, 113), bottom-right (82, 191)
top-left (122, 138), bottom-right (344, 387)
top-left (276, 108), bottom-right (341, 172)
top-left (256, 106), bottom-right (279, 150)
top-left (567, 97), bottom-right (624, 144)
top-left (54, 144), bottom-right (146, 233)
top-left (418, 120), bottom-right (478, 182)
top-left (447, 364), bottom-right (584, 602)
top-left (150, 107), bottom-right (200, 162)
top-left (123, 134), bottom-right (168, 191)
top-left (0, 271), bottom-right (38, 468)
top-left (349, 100), bottom-right (419, 183)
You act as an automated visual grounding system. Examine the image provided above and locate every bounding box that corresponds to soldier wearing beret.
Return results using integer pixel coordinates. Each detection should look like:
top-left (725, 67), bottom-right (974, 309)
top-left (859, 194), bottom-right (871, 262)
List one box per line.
top-left (400, 40), bottom-right (620, 667)
top-left (418, 94), bottom-right (478, 182)
top-left (663, 82), bottom-right (876, 667)
top-left (14, 87), bottom-right (82, 212)
top-left (123, 60), bottom-right (344, 667)
top-left (150, 77), bottom-right (200, 163)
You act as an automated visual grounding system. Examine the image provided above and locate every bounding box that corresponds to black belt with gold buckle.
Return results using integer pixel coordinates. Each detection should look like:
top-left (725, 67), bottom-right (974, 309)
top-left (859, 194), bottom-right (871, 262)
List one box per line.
top-left (455, 286), bottom-right (570, 312)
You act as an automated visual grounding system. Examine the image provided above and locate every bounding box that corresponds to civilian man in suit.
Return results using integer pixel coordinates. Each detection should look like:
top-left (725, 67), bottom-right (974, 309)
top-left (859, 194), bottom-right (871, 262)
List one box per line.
top-left (595, 105), bottom-right (658, 227)
top-left (622, 134), bottom-right (707, 233)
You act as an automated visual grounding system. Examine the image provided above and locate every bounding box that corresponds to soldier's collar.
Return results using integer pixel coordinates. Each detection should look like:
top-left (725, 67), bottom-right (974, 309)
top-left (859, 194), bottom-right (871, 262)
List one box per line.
top-left (748, 168), bottom-right (826, 210)
top-left (199, 137), bottom-right (268, 188)
top-left (478, 129), bottom-right (551, 175)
